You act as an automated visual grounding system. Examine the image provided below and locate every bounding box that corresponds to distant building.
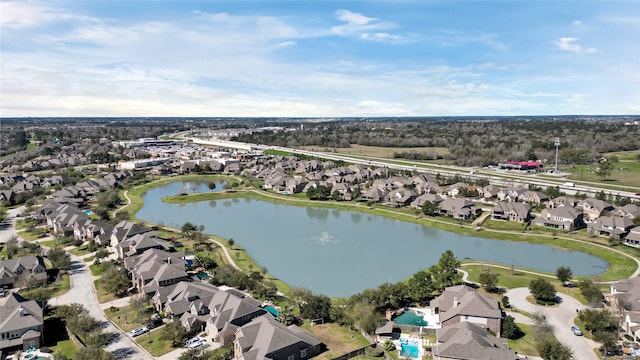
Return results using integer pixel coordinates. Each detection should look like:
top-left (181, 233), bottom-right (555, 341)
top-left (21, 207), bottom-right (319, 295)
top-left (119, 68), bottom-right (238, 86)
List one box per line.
top-left (498, 161), bottom-right (544, 171)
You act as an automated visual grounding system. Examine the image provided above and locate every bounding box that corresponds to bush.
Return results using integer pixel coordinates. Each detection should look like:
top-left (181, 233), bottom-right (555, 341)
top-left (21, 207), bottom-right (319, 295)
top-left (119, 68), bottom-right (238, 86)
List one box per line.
top-left (365, 347), bottom-right (384, 357)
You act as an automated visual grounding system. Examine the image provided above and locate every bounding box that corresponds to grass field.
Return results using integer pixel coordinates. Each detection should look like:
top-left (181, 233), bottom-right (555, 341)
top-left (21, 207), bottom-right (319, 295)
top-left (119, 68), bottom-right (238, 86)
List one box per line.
top-left (300, 322), bottom-right (371, 359)
top-left (300, 144), bottom-right (450, 159)
top-left (565, 150), bottom-right (640, 189)
top-left (507, 323), bottom-right (538, 357)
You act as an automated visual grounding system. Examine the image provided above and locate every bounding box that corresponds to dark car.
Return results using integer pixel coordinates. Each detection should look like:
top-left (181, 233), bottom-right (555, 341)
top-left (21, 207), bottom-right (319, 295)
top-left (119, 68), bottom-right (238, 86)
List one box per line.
top-left (146, 318), bottom-right (163, 329)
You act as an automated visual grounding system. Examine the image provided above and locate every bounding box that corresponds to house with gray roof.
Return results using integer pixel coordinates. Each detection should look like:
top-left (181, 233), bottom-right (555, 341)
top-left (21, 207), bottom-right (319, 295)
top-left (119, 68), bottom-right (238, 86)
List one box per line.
top-left (0, 256), bottom-right (47, 289)
top-left (0, 293), bottom-right (44, 352)
top-left (625, 226), bottom-right (640, 247)
top-left (490, 202), bottom-right (530, 223)
top-left (610, 204), bottom-right (640, 219)
top-left (433, 321), bottom-right (517, 360)
top-left (109, 220), bottom-right (153, 247)
top-left (411, 193), bottom-right (444, 209)
top-left (124, 249), bottom-right (188, 296)
top-left (610, 278), bottom-right (640, 342)
top-left (438, 199), bottom-right (482, 220)
top-left (578, 198), bottom-right (614, 222)
top-left (114, 232), bottom-right (171, 259)
top-left (233, 314), bottom-right (325, 360)
top-left (384, 188), bottom-right (417, 207)
top-left (429, 284), bottom-right (502, 337)
top-left (589, 216), bottom-right (635, 239)
top-left (532, 206), bottom-right (584, 231)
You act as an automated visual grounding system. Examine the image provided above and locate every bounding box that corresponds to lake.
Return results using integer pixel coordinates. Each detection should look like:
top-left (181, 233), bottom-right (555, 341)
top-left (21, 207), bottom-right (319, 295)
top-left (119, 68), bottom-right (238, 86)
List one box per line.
top-left (136, 181), bottom-right (609, 297)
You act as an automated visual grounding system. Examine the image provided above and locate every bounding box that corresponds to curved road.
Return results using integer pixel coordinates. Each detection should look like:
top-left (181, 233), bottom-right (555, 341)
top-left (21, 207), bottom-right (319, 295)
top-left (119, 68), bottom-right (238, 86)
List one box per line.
top-left (508, 287), bottom-right (600, 360)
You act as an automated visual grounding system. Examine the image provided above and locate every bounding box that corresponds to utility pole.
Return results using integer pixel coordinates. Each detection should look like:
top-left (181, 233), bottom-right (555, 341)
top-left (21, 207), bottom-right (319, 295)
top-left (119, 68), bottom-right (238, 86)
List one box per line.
top-left (554, 137), bottom-right (560, 174)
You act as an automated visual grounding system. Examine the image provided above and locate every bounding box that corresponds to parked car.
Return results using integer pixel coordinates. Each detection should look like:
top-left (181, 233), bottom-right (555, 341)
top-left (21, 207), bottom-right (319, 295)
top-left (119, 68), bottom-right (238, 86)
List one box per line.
top-left (0, 288), bottom-right (5, 297)
top-left (571, 325), bottom-right (582, 336)
top-left (188, 339), bottom-right (206, 349)
top-left (146, 318), bottom-right (163, 329)
top-left (129, 327), bottom-right (149, 337)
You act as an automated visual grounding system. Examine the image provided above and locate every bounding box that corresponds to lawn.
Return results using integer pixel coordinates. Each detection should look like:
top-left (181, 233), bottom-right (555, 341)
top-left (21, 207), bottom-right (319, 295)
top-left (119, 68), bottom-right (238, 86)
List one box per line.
top-left (300, 322), bottom-right (371, 359)
top-left (104, 304), bottom-right (154, 332)
top-left (135, 331), bottom-right (175, 357)
top-left (94, 279), bottom-right (118, 303)
top-left (68, 246), bottom-right (92, 256)
top-left (565, 151), bottom-right (640, 189)
top-left (507, 323), bottom-right (538, 357)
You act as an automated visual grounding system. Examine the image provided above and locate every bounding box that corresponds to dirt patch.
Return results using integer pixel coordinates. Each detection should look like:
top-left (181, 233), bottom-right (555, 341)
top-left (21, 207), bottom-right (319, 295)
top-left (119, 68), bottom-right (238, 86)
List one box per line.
top-left (307, 323), bottom-right (369, 359)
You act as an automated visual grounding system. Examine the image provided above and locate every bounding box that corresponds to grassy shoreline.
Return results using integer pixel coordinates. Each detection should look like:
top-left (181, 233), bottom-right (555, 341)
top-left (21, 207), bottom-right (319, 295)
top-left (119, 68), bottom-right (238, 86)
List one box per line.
top-left (124, 175), bottom-right (638, 292)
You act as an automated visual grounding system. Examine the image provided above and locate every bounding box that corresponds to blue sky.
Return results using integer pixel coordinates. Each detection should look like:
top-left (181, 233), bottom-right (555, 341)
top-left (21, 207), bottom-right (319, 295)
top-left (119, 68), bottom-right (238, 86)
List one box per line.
top-left (1, 0), bottom-right (639, 117)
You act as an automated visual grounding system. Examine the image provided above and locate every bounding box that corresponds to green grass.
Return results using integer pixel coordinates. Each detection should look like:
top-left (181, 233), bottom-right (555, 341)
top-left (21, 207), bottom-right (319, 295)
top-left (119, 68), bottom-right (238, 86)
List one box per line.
top-left (507, 323), bottom-right (538, 357)
top-left (89, 263), bottom-right (106, 276)
top-left (83, 256), bottom-right (95, 263)
top-left (565, 153), bottom-right (640, 189)
top-left (51, 273), bottom-right (71, 297)
top-left (94, 278), bottom-right (118, 303)
top-left (49, 339), bottom-right (78, 358)
top-left (300, 321), bottom-right (371, 360)
top-left (104, 304), bottom-right (154, 332)
top-left (68, 246), bottom-right (92, 256)
top-left (136, 331), bottom-right (174, 357)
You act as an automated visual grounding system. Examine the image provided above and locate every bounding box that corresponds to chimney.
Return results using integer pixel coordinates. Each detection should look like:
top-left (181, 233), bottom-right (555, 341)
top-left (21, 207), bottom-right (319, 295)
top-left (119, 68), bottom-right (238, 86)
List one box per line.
top-left (19, 306), bottom-right (24, 317)
top-left (453, 297), bottom-right (458, 308)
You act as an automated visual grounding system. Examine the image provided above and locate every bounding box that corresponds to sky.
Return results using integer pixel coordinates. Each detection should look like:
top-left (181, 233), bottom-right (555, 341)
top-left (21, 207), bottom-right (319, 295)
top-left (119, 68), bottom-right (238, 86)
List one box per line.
top-left (1, 1), bottom-right (639, 117)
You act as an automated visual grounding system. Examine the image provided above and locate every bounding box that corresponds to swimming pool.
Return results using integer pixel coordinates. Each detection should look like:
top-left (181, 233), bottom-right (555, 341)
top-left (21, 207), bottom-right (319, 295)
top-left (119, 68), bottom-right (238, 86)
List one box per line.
top-left (264, 305), bottom-right (279, 317)
top-left (400, 339), bottom-right (420, 358)
top-left (394, 309), bottom-right (428, 326)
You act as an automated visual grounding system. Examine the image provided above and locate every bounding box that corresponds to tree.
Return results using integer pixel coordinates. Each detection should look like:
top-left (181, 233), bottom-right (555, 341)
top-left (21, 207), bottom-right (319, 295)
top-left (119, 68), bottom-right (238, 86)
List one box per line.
top-left (525, 148), bottom-right (538, 161)
top-left (501, 295), bottom-right (510, 309)
top-left (430, 250), bottom-right (462, 291)
top-left (300, 294), bottom-right (332, 321)
top-left (501, 315), bottom-right (524, 339)
top-left (47, 246), bottom-right (71, 270)
top-left (596, 160), bottom-right (613, 180)
top-left (160, 321), bottom-right (189, 347)
top-left (556, 266), bottom-right (573, 284)
top-left (529, 278), bottom-right (556, 302)
top-left (101, 266), bottom-right (130, 296)
top-left (75, 346), bottom-right (115, 360)
top-left (407, 269), bottom-right (435, 304)
top-left (208, 182), bottom-right (217, 191)
top-left (578, 308), bottom-right (617, 333)
top-left (478, 271), bottom-right (499, 292)
top-left (193, 255), bottom-right (216, 270)
top-left (578, 280), bottom-right (604, 305)
top-left (421, 200), bottom-right (438, 216)
top-left (178, 349), bottom-right (212, 360)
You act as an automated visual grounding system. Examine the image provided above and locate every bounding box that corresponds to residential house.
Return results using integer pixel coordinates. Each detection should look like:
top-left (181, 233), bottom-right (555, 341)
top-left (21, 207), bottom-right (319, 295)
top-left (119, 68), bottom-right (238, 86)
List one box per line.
top-left (447, 182), bottom-right (469, 198)
top-left (233, 314), bottom-right (326, 360)
top-left (490, 202), bottom-right (531, 223)
top-left (153, 281), bottom-right (219, 315)
top-left (433, 322), bottom-right (517, 360)
top-left (360, 188), bottom-right (387, 203)
top-left (109, 220), bottom-right (153, 248)
top-left (610, 278), bottom-right (640, 341)
top-left (497, 187), bottom-right (526, 202)
top-left (438, 199), bottom-right (482, 220)
top-left (384, 189), bottom-right (417, 207)
top-left (124, 249), bottom-right (189, 296)
top-left (411, 193), bottom-right (444, 209)
top-left (480, 185), bottom-right (500, 199)
top-left (532, 207), bottom-right (584, 231)
top-left (546, 196), bottom-right (579, 209)
top-left (0, 293), bottom-right (44, 352)
top-left (519, 191), bottom-right (549, 207)
top-left (0, 256), bottom-right (47, 289)
top-left (0, 190), bottom-right (15, 205)
top-left (625, 227), bottom-right (640, 247)
top-left (114, 232), bottom-right (171, 259)
top-left (429, 284), bottom-right (503, 336)
top-left (589, 216), bottom-right (635, 239)
top-left (610, 204), bottom-right (640, 219)
top-left (578, 199), bottom-right (614, 222)
top-left (46, 203), bottom-right (89, 236)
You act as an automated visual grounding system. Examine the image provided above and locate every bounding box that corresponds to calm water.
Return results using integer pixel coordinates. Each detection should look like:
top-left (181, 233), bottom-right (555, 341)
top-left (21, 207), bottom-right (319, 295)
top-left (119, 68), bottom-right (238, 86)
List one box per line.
top-left (137, 181), bottom-right (609, 298)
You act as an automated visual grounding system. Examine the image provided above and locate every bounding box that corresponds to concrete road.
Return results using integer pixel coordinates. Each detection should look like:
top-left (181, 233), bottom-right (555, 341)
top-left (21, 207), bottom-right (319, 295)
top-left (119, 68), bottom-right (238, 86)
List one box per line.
top-left (507, 287), bottom-right (600, 360)
top-left (0, 206), bottom-right (23, 244)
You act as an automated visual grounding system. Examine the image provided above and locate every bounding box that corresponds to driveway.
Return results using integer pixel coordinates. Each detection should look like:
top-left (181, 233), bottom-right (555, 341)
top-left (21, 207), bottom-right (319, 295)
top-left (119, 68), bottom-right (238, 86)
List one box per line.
top-left (507, 287), bottom-right (600, 360)
top-left (0, 206), bottom-right (23, 244)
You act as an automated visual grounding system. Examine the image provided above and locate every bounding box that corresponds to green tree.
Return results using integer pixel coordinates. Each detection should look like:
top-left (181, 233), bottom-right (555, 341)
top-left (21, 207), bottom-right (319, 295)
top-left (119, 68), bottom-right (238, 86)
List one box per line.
top-left (578, 309), bottom-right (617, 333)
top-left (407, 269), bottom-right (434, 304)
top-left (47, 246), bottom-right (71, 270)
top-left (501, 295), bottom-right (510, 309)
top-left (178, 349), bottom-right (212, 360)
top-left (300, 294), bottom-right (332, 321)
top-left (101, 266), bottom-right (130, 296)
top-left (596, 160), bottom-right (613, 180)
top-left (75, 346), bottom-right (116, 360)
top-left (525, 148), bottom-right (538, 161)
top-left (430, 250), bottom-right (462, 291)
top-left (208, 182), bottom-right (217, 191)
top-left (529, 278), bottom-right (556, 302)
top-left (160, 321), bottom-right (189, 347)
top-left (578, 280), bottom-right (604, 305)
top-left (501, 315), bottom-right (524, 339)
top-left (478, 271), bottom-right (499, 292)
top-left (556, 266), bottom-right (573, 284)
top-left (421, 200), bottom-right (438, 216)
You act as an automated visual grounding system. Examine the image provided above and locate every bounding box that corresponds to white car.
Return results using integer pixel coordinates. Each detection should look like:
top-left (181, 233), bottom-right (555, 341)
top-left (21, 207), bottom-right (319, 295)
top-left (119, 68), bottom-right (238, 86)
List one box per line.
top-left (187, 338), bottom-right (206, 349)
top-left (129, 327), bottom-right (149, 337)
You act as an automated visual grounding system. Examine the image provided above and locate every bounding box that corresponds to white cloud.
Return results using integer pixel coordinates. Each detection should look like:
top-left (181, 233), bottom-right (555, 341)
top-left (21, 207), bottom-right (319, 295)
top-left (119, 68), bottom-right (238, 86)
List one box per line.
top-left (274, 41), bottom-right (296, 49)
top-left (554, 37), bottom-right (597, 54)
top-left (0, 0), bottom-right (94, 28)
top-left (335, 9), bottom-right (375, 26)
top-left (572, 20), bottom-right (583, 26)
top-left (330, 9), bottom-right (401, 42)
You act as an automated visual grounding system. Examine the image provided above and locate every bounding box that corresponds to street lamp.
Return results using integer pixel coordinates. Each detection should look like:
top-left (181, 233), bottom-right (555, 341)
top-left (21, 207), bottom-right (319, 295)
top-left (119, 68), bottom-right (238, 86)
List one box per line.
top-left (554, 137), bottom-right (560, 174)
